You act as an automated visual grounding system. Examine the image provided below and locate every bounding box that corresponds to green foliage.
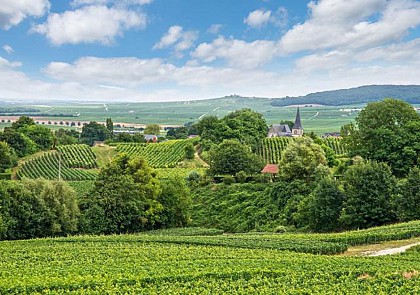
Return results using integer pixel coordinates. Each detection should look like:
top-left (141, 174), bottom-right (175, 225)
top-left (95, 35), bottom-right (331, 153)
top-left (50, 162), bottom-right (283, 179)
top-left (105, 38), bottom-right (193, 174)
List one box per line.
top-left (297, 177), bottom-right (345, 232)
top-left (279, 137), bottom-right (328, 183)
top-left (1, 221), bottom-right (420, 293)
top-left (16, 145), bottom-right (98, 181)
top-left (0, 128), bottom-right (38, 157)
top-left (395, 166), bottom-right (420, 221)
top-left (0, 141), bottom-right (17, 173)
top-left (80, 121), bottom-right (111, 145)
top-left (257, 137), bottom-right (293, 164)
top-left (21, 125), bottom-right (54, 150)
top-left (79, 154), bottom-right (162, 234)
top-left (340, 160), bottom-right (398, 229)
top-left (270, 84), bottom-right (420, 106)
top-left (144, 124), bottom-right (160, 135)
top-left (55, 128), bottom-right (79, 146)
top-left (166, 126), bottom-right (188, 139)
top-left (140, 227), bottom-right (223, 236)
top-left (117, 140), bottom-right (193, 168)
top-left (157, 177), bottom-right (192, 228)
top-left (209, 139), bottom-right (264, 176)
top-left (198, 109), bottom-right (268, 150)
top-left (342, 98), bottom-right (420, 176)
top-left (184, 142), bottom-right (195, 159)
top-left (323, 137), bottom-right (348, 155)
top-left (0, 179), bottom-right (79, 240)
top-left (105, 118), bottom-right (113, 135)
top-left (191, 183), bottom-right (281, 232)
top-left (10, 116), bottom-right (35, 130)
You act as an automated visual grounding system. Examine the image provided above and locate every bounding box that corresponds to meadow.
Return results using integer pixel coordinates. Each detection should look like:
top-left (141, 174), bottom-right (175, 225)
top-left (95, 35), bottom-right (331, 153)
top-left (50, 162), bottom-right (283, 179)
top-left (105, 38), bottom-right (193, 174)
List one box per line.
top-left (0, 222), bottom-right (419, 294)
top-left (0, 98), bottom-right (371, 134)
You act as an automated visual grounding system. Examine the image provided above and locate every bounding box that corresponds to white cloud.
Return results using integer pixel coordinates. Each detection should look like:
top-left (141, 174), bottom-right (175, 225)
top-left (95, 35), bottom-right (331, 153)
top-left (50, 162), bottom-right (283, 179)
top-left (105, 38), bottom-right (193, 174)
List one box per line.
top-left (0, 0), bottom-right (50, 30)
top-left (279, 0), bottom-right (420, 53)
top-left (192, 36), bottom-right (279, 69)
top-left (44, 57), bottom-right (175, 86)
top-left (244, 9), bottom-right (272, 28)
top-left (3, 45), bottom-right (14, 54)
top-left (244, 7), bottom-right (288, 29)
top-left (0, 56), bottom-right (21, 68)
top-left (295, 38), bottom-right (420, 73)
top-left (32, 5), bottom-right (147, 45)
top-left (154, 26), bottom-right (183, 49)
top-left (71, 0), bottom-right (152, 6)
top-left (208, 24), bottom-right (223, 34)
top-left (2, 51), bottom-right (420, 102)
top-left (154, 26), bottom-right (198, 57)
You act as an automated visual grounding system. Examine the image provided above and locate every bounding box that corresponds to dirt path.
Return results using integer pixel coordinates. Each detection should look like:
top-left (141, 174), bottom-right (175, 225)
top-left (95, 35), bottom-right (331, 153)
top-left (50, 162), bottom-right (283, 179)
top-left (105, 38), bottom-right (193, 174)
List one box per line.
top-left (367, 242), bottom-right (420, 257)
top-left (341, 237), bottom-right (420, 257)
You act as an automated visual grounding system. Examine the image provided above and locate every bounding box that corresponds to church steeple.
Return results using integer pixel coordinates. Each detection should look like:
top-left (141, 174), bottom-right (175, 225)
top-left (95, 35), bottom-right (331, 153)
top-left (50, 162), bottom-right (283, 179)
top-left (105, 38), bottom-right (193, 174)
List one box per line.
top-left (292, 108), bottom-right (303, 137)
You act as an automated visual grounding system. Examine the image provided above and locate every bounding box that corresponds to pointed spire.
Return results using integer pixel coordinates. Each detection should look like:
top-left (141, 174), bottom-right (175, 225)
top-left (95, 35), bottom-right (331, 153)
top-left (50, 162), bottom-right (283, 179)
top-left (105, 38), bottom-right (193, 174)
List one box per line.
top-left (294, 107), bottom-right (302, 129)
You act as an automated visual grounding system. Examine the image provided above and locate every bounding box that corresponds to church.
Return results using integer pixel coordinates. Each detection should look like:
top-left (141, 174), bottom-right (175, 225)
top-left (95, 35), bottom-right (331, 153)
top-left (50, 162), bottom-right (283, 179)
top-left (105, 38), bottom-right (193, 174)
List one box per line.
top-left (268, 108), bottom-right (303, 138)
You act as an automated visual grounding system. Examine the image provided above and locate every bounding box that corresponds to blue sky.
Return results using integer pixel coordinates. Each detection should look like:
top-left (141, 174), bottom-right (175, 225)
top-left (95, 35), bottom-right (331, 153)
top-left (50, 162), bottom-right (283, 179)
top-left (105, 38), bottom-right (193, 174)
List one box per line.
top-left (1, 0), bottom-right (420, 102)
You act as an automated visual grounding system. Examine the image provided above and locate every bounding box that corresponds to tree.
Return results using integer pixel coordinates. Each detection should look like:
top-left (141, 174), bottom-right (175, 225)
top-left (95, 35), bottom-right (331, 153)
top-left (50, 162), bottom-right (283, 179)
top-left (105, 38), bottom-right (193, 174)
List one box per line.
top-left (297, 177), bottom-right (345, 232)
top-left (0, 128), bottom-right (38, 157)
top-left (11, 116), bottom-right (35, 130)
top-left (0, 141), bottom-right (17, 172)
top-left (209, 139), bottom-right (265, 175)
top-left (339, 160), bottom-right (397, 229)
top-left (106, 118), bottom-right (114, 135)
top-left (395, 167), bottom-right (420, 221)
top-left (80, 121), bottom-right (111, 145)
top-left (198, 109), bottom-right (268, 150)
top-left (0, 179), bottom-right (79, 240)
top-left (55, 129), bottom-right (79, 146)
top-left (144, 124), bottom-right (160, 135)
top-left (22, 125), bottom-right (54, 150)
top-left (157, 177), bottom-right (192, 228)
top-left (279, 137), bottom-right (328, 183)
top-left (342, 98), bottom-right (420, 176)
top-left (166, 127), bottom-right (189, 139)
top-left (184, 142), bottom-right (195, 160)
top-left (79, 154), bottom-right (162, 234)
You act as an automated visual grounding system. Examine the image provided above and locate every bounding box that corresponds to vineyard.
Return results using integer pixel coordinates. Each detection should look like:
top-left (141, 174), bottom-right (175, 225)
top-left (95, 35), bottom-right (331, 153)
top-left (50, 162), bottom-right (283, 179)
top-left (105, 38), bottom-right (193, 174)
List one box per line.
top-left (258, 137), bottom-right (348, 164)
top-left (1, 222), bottom-right (419, 294)
top-left (16, 144), bottom-right (98, 181)
top-left (257, 137), bottom-right (293, 164)
top-left (323, 137), bottom-right (348, 155)
top-left (116, 140), bottom-right (192, 168)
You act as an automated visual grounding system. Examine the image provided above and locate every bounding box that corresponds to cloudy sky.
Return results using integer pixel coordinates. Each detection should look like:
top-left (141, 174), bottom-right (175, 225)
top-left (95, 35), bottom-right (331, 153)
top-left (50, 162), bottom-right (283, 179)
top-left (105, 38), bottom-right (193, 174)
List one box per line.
top-left (1, 0), bottom-right (420, 102)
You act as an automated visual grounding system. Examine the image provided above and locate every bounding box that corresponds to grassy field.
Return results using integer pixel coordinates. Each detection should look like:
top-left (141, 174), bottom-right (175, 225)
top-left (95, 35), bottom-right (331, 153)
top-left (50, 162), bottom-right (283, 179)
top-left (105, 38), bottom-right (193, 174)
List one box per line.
top-left (1, 98), bottom-right (420, 134)
top-left (0, 222), bottom-right (419, 294)
top-left (0, 98), bottom-right (370, 134)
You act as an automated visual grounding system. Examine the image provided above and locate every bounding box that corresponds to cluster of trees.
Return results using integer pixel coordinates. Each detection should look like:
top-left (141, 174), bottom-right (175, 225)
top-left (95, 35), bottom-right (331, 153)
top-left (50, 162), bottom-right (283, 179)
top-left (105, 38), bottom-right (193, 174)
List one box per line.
top-left (0, 155), bottom-right (191, 240)
top-left (191, 99), bottom-right (419, 232)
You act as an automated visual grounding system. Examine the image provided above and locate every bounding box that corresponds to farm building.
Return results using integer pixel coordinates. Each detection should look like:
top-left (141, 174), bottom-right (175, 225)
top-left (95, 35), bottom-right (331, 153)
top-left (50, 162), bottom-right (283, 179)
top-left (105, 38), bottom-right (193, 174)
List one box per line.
top-left (268, 108), bottom-right (304, 138)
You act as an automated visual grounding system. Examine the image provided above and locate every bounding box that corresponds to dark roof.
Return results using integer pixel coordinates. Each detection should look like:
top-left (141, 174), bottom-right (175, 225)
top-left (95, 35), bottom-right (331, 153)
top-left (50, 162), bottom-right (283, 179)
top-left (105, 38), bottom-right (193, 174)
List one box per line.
top-left (293, 108), bottom-right (302, 129)
top-left (269, 124), bottom-right (291, 134)
top-left (261, 164), bottom-right (279, 174)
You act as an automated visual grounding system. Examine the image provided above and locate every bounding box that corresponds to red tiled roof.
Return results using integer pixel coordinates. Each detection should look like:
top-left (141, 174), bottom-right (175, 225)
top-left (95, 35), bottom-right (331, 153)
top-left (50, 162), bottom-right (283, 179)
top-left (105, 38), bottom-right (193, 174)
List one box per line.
top-left (261, 164), bottom-right (279, 174)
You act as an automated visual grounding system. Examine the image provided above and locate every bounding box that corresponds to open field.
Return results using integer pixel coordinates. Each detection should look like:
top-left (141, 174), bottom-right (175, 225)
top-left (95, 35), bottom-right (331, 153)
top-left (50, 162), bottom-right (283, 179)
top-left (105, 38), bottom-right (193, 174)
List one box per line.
top-left (0, 98), bottom-right (391, 134)
top-left (2, 98), bottom-right (419, 134)
top-left (0, 222), bottom-right (419, 294)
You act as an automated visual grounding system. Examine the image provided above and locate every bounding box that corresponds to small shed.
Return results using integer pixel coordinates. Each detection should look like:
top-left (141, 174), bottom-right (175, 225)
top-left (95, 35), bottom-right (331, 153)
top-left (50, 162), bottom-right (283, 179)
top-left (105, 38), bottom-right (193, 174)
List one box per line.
top-left (261, 164), bottom-right (279, 174)
top-left (261, 164), bottom-right (279, 181)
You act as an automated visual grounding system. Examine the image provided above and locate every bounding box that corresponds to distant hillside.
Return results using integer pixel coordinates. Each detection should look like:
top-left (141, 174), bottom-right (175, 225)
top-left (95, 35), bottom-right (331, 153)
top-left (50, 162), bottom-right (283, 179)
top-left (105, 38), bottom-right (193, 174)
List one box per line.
top-left (270, 85), bottom-right (420, 107)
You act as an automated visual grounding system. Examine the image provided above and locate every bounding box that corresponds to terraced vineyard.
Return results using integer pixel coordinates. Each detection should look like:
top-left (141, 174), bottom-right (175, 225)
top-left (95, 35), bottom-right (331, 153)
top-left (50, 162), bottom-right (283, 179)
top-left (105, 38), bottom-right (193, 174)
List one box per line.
top-left (116, 140), bottom-right (192, 168)
top-left (257, 137), bottom-right (293, 164)
top-left (258, 137), bottom-right (348, 164)
top-left (16, 144), bottom-right (98, 181)
top-left (1, 222), bottom-right (419, 294)
top-left (323, 137), bottom-right (348, 155)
